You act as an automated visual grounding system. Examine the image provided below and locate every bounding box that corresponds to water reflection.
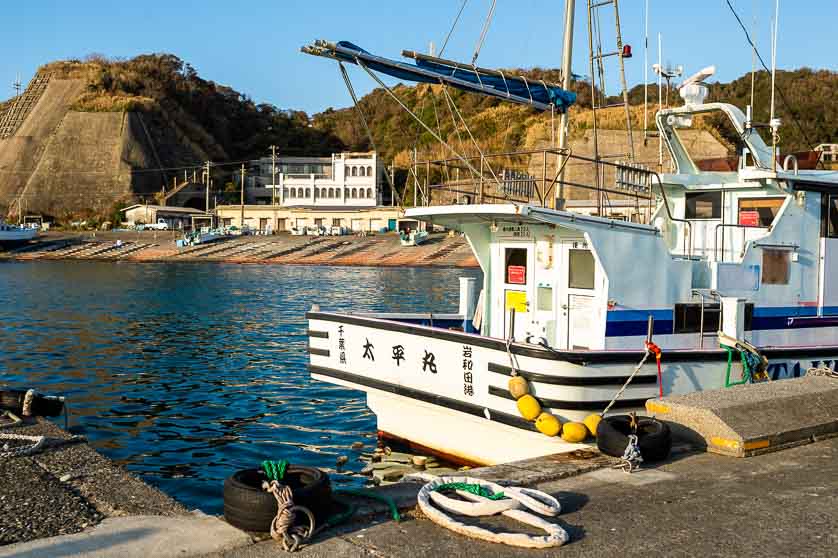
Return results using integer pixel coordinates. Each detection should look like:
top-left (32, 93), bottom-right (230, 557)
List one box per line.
top-left (0, 261), bottom-right (481, 513)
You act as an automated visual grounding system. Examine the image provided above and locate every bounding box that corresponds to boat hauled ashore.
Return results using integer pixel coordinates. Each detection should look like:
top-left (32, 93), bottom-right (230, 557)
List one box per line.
top-left (0, 220), bottom-right (37, 248)
top-left (305, 14), bottom-right (838, 465)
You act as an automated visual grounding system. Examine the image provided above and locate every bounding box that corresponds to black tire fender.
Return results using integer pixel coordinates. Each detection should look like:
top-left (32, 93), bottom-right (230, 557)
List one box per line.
top-left (0, 389), bottom-right (65, 417)
top-left (223, 466), bottom-right (331, 533)
top-left (596, 415), bottom-right (672, 462)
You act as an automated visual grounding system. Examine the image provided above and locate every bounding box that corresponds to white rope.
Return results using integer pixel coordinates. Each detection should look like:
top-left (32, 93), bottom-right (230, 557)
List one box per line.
top-left (471, 0), bottom-right (497, 65)
top-left (22, 389), bottom-right (35, 417)
top-left (262, 480), bottom-right (316, 552)
top-left (601, 348), bottom-right (651, 416)
top-left (0, 433), bottom-right (46, 458)
top-left (439, 0), bottom-right (469, 56)
top-left (406, 474), bottom-right (568, 549)
top-left (807, 367), bottom-right (838, 378)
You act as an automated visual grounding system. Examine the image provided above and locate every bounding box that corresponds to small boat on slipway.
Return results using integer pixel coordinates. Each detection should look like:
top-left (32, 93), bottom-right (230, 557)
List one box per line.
top-left (304, 6), bottom-right (838, 465)
top-left (0, 220), bottom-right (37, 248)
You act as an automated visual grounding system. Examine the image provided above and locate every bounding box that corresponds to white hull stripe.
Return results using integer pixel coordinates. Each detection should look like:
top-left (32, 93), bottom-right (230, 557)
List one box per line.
top-left (487, 362), bottom-right (658, 386)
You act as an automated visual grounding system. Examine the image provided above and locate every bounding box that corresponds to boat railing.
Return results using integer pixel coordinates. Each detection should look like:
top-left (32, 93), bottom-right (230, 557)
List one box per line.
top-left (410, 148), bottom-right (660, 224)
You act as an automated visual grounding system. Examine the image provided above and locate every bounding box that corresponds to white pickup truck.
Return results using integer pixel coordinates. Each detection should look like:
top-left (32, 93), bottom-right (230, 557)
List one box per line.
top-left (141, 219), bottom-right (169, 231)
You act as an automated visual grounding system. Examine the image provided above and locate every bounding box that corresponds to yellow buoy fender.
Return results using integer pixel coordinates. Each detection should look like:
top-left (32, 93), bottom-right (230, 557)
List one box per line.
top-left (516, 394), bottom-right (542, 421)
top-left (535, 412), bottom-right (561, 437)
top-left (583, 414), bottom-right (602, 437)
top-left (508, 376), bottom-right (529, 399)
top-left (561, 422), bottom-right (588, 443)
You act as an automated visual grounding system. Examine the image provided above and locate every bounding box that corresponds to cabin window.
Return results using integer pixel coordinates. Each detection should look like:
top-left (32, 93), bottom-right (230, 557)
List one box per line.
top-left (685, 191), bottom-right (721, 219)
top-left (738, 197), bottom-right (784, 227)
top-left (505, 248), bottom-right (527, 285)
top-left (821, 194), bottom-right (838, 238)
top-left (568, 249), bottom-right (595, 290)
top-left (674, 302), bottom-right (753, 333)
top-left (762, 249), bottom-right (790, 285)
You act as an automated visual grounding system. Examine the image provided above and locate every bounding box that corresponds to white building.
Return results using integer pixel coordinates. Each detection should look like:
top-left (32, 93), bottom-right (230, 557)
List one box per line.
top-left (815, 144), bottom-right (838, 167)
top-left (239, 152), bottom-right (388, 207)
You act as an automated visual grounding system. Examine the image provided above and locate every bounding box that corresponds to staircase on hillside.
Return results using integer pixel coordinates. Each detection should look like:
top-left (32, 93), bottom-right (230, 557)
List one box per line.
top-left (0, 73), bottom-right (51, 139)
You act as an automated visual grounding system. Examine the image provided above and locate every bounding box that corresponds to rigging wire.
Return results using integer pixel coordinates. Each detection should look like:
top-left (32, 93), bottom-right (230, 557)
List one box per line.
top-left (471, 0), bottom-right (497, 65)
top-left (338, 62), bottom-right (404, 207)
top-left (439, 0), bottom-right (469, 57)
top-left (724, 0), bottom-right (818, 155)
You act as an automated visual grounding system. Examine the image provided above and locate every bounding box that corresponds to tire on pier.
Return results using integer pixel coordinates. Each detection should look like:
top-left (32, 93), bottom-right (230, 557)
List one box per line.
top-left (223, 466), bottom-right (331, 533)
top-left (0, 389), bottom-right (65, 417)
top-left (596, 415), bottom-right (672, 462)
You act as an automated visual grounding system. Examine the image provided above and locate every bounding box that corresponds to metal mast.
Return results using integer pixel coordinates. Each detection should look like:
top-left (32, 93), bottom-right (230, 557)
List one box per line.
top-left (556, 0), bottom-right (575, 210)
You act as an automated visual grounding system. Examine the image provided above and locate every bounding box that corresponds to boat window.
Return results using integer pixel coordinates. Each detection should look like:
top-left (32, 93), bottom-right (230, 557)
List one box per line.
top-left (674, 303), bottom-right (720, 334)
top-left (568, 249), bottom-right (595, 290)
top-left (738, 197), bottom-right (784, 227)
top-left (537, 286), bottom-right (553, 311)
top-left (505, 248), bottom-right (527, 285)
top-left (821, 194), bottom-right (838, 238)
top-left (685, 191), bottom-right (721, 219)
top-left (762, 249), bottom-right (790, 285)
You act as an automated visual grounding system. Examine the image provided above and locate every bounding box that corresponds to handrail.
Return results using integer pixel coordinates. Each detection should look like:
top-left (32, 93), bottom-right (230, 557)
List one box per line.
top-left (714, 222), bottom-right (767, 262)
top-left (649, 172), bottom-right (692, 258)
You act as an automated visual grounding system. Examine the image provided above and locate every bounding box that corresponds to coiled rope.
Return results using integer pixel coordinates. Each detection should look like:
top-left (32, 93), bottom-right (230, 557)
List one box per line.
top-left (0, 433), bottom-right (46, 458)
top-left (405, 473), bottom-right (568, 549)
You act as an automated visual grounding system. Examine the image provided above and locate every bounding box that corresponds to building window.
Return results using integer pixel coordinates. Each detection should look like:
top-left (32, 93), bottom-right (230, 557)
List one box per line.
top-left (762, 249), bottom-right (790, 285)
top-left (328, 187), bottom-right (335, 198)
top-left (332, 218), bottom-right (342, 227)
top-left (685, 191), bottom-right (721, 219)
top-left (290, 188), bottom-right (296, 198)
top-left (359, 166), bottom-right (366, 177)
top-left (367, 166), bottom-right (373, 177)
top-left (345, 165), bottom-right (350, 177)
top-left (305, 188), bottom-right (311, 198)
top-left (366, 187), bottom-right (373, 199)
top-left (351, 166), bottom-right (357, 177)
top-left (738, 197), bottom-right (784, 227)
top-left (351, 188), bottom-right (357, 198)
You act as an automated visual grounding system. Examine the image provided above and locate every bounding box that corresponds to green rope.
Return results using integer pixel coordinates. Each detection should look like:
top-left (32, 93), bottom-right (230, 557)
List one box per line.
top-left (433, 482), bottom-right (507, 501)
top-left (333, 488), bottom-right (401, 522)
top-left (261, 459), bottom-right (289, 481)
top-left (722, 344), bottom-right (752, 387)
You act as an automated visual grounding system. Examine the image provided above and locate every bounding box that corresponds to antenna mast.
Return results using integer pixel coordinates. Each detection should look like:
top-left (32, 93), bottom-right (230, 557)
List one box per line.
top-left (556, 0), bottom-right (575, 210)
top-left (769, 0), bottom-right (780, 171)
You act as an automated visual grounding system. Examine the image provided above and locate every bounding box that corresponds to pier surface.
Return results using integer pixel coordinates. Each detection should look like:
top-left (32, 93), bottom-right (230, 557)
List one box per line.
top-left (1, 231), bottom-right (479, 268)
top-left (206, 437), bottom-right (838, 558)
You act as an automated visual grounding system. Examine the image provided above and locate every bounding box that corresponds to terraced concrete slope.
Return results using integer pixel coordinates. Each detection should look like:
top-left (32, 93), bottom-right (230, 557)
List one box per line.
top-left (0, 76), bottom-right (196, 220)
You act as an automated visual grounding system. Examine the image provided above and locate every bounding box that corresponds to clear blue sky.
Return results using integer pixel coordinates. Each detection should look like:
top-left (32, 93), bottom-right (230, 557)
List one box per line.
top-left (2, 1), bottom-right (835, 114)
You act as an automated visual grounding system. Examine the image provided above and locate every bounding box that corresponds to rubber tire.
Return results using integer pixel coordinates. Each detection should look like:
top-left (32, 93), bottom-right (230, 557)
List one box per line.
top-left (223, 466), bottom-right (331, 533)
top-left (596, 415), bottom-right (672, 462)
top-left (0, 390), bottom-right (64, 417)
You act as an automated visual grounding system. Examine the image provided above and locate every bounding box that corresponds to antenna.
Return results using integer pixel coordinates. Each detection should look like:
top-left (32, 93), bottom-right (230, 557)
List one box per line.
top-left (643, 0), bottom-right (649, 145)
top-left (769, 0), bottom-right (780, 170)
top-left (13, 73), bottom-right (21, 98)
top-left (749, 2), bottom-right (757, 117)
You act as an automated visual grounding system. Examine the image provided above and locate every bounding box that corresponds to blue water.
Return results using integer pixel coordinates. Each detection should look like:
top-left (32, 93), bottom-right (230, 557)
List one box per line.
top-left (0, 261), bottom-right (481, 514)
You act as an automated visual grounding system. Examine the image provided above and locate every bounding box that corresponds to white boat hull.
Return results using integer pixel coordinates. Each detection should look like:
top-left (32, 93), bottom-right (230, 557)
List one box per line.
top-left (308, 311), bottom-right (838, 465)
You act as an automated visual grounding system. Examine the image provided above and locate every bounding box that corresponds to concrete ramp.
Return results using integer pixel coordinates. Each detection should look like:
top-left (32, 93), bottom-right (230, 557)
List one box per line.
top-left (645, 376), bottom-right (838, 457)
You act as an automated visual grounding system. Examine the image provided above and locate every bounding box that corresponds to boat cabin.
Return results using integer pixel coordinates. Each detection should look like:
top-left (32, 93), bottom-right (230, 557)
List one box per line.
top-left (408, 101), bottom-right (838, 353)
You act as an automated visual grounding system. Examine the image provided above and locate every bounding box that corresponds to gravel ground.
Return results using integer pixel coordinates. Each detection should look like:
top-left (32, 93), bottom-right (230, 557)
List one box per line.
top-left (0, 418), bottom-right (187, 547)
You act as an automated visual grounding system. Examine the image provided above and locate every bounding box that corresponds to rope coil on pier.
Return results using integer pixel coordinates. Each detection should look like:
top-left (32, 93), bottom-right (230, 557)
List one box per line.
top-left (405, 473), bottom-right (568, 549)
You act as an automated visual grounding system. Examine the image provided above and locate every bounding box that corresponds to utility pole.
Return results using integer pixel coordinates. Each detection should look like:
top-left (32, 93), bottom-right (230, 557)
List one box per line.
top-left (270, 145), bottom-right (278, 206)
top-left (203, 161), bottom-right (211, 214)
top-left (240, 163), bottom-right (246, 229)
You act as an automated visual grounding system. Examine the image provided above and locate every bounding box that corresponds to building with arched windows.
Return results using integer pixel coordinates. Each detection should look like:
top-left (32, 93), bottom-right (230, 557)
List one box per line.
top-left (218, 151), bottom-right (401, 233)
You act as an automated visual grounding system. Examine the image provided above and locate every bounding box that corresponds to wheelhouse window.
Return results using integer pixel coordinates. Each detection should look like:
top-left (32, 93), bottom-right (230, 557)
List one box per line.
top-left (762, 249), bottom-right (790, 285)
top-left (568, 249), bottom-right (595, 290)
top-left (821, 194), bottom-right (838, 238)
top-left (505, 248), bottom-right (527, 285)
top-left (738, 197), bottom-right (784, 227)
top-left (685, 191), bottom-right (721, 219)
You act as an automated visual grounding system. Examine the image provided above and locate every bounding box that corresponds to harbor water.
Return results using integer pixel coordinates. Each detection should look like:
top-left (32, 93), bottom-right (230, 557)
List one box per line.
top-left (0, 261), bottom-right (481, 514)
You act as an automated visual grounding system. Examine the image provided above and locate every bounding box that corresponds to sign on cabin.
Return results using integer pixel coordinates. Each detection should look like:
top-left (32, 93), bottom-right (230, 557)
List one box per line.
top-left (739, 210), bottom-right (760, 227)
top-left (505, 290), bottom-right (528, 313)
top-left (507, 265), bottom-right (526, 284)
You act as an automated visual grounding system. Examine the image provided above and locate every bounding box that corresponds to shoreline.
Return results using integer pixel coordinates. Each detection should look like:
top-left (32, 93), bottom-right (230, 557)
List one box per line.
top-left (0, 231), bottom-right (480, 268)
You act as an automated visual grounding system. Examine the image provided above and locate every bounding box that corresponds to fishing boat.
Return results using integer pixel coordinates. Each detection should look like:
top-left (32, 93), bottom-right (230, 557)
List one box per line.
top-left (304, 3), bottom-right (838, 465)
top-left (182, 226), bottom-right (226, 246)
top-left (0, 220), bottom-right (38, 248)
top-left (399, 229), bottom-right (429, 246)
